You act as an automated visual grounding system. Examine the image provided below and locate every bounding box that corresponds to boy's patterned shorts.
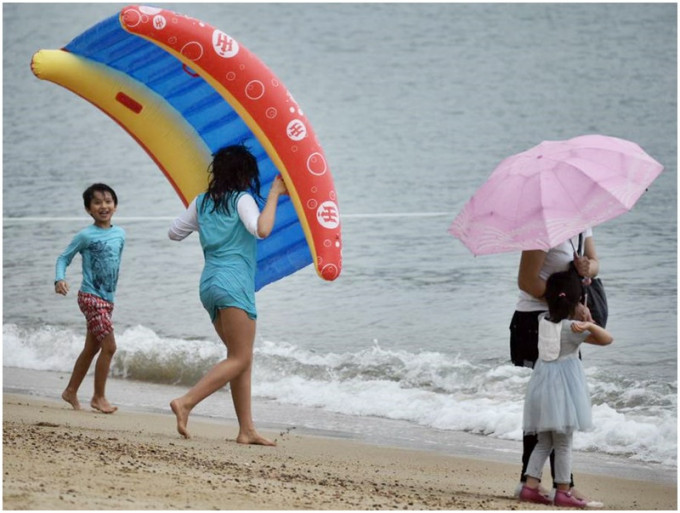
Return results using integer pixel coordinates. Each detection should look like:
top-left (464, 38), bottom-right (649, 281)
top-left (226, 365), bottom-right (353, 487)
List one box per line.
top-left (77, 291), bottom-right (114, 342)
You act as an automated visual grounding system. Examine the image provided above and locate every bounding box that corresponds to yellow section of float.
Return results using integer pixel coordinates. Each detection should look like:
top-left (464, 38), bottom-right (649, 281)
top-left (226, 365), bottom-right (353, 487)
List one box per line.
top-left (31, 49), bottom-right (211, 205)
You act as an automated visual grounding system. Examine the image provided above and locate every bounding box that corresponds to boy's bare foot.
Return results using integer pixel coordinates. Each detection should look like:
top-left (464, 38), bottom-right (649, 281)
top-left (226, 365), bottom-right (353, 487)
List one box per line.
top-left (236, 430), bottom-right (276, 446)
top-left (170, 398), bottom-right (191, 439)
top-left (62, 390), bottom-right (81, 410)
top-left (90, 397), bottom-right (118, 414)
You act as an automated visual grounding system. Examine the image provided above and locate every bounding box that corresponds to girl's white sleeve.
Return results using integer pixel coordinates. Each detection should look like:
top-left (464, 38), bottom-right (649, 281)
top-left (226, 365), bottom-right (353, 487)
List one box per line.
top-left (168, 197), bottom-right (199, 240)
top-left (237, 194), bottom-right (262, 239)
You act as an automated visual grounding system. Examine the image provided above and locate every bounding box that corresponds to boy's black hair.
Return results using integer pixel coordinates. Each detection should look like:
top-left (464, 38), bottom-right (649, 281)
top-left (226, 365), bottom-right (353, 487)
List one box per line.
top-left (83, 183), bottom-right (118, 209)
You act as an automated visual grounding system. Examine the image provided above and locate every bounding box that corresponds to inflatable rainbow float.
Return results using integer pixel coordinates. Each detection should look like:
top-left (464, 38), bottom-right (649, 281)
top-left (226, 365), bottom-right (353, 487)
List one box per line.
top-left (31, 5), bottom-right (342, 290)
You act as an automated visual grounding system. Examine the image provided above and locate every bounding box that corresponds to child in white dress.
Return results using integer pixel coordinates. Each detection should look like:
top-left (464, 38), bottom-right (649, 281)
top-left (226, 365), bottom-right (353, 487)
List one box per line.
top-left (519, 270), bottom-right (613, 508)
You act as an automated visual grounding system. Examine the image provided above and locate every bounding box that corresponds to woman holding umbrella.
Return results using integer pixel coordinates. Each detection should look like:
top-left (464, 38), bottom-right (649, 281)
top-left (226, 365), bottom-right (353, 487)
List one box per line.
top-left (450, 135), bottom-right (663, 506)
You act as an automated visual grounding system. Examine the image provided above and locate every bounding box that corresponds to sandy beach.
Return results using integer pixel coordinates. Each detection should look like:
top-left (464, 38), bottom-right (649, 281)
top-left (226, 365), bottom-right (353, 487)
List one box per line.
top-left (2, 393), bottom-right (676, 510)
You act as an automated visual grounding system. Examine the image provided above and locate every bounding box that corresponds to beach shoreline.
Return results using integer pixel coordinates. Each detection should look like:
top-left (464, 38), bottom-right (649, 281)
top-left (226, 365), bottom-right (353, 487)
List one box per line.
top-left (4, 366), bottom-right (675, 486)
top-left (3, 393), bottom-right (676, 510)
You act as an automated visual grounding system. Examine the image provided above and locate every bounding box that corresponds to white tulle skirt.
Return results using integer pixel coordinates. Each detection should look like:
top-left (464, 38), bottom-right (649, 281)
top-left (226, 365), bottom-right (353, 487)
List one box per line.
top-left (523, 354), bottom-right (593, 434)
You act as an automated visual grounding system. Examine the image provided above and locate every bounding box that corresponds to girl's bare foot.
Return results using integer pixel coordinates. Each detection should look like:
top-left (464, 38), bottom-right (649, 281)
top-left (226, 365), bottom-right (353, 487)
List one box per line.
top-left (170, 398), bottom-right (191, 439)
top-left (90, 397), bottom-right (118, 414)
top-left (62, 390), bottom-right (81, 410)
top-left (236, 429), bottom-right (276, 446)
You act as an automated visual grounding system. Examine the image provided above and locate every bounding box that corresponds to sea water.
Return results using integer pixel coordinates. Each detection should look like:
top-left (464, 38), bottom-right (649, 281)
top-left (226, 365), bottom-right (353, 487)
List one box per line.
top-left (3, 3), bottom-right (677, 483)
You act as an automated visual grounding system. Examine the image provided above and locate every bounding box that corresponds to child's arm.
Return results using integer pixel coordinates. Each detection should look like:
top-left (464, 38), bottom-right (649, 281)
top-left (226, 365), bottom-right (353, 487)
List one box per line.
top-left (54, 233), bottom-right (84, 296)
top-left (168, 198), bottom-right (199, 241)
top-left (256, 176), bottom-right (288, 239)
top-left (571, 321), bottom-right (613, 346)
top-left (55, 280), bottom-right (69, 296)
top-left (573, 302), bottom-right (594, 323)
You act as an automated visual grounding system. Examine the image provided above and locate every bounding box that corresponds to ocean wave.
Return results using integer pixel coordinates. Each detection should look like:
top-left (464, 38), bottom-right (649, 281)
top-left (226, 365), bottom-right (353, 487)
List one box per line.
top-left (3, 323), bottom-right (676, 465)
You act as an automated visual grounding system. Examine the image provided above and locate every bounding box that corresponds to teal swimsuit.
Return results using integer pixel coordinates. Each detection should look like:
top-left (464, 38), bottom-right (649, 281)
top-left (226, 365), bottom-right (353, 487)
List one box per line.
top-left (196, 193), bottom-right (258, 321)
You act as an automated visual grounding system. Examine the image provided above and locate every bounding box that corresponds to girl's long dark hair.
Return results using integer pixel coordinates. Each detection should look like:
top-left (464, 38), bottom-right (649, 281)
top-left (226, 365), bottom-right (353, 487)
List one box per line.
top-left (201, 144), bottom-right (262, 214)
top-left (544, 270), bottom-right (583, 322)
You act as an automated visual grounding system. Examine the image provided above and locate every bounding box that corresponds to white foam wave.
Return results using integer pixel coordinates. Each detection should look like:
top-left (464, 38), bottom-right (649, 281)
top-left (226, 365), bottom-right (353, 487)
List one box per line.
top-left (252, 340), bottom-right (677, 465)
top-left (3, 324), bottom-right (85, 371)
top-left (3, 323), bottom-right (676, 465)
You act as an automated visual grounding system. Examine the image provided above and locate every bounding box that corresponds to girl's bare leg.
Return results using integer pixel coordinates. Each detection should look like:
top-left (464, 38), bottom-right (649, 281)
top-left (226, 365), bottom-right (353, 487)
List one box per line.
top-left (90, 332), bottom-right (118, 413)
top-left (220, 310), bottom-right (275, 446)
top-left (170, 357), bottom-right (237, 438)
top-left (62, 331), bottom-right (100, 410)
top-left (170, 308), bottom-right (269, 442)
top-left (231, 364), bottom-right (275, 446)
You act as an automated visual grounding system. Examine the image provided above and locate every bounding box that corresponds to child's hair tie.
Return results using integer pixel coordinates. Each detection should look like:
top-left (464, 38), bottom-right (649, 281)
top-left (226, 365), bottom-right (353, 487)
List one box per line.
top-left (558, 292), bottom-right (566, 297)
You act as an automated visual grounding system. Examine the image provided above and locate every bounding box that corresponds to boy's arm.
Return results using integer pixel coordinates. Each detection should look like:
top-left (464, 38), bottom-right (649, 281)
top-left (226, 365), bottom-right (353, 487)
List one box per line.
top-left (55, 232), bottom-right (84, 295)
top-left (55, 280), bottom-right (69, 295)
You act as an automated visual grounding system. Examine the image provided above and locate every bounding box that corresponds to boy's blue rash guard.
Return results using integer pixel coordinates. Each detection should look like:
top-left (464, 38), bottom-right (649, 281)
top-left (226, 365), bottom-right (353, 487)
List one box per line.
top-left (55, 225), bottom-right (126, 303)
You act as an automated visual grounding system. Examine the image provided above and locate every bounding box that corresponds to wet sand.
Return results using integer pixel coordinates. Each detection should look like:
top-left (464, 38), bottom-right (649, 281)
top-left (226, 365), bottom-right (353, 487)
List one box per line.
top-left (3, 393), bottom-right (676, 510)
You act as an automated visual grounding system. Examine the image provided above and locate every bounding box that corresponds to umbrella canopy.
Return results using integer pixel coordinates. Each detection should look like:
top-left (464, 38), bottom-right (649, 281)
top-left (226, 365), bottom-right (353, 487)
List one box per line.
top-left (449, 134), bottom-right (663, 256)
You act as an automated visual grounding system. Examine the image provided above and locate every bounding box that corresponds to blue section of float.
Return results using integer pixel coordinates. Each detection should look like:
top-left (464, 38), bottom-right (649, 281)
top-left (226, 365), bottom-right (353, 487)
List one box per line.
top-left (64, 14), bottom-right (311, 291)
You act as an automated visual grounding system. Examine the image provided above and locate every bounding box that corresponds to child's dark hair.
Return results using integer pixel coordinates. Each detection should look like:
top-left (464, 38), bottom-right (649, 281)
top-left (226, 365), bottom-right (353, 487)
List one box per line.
top-left (83, 183), bottom-right (118, 208)
top-left (202, 144), bottom-right (262, 215)
top-left (544, 270), bottom-right (583, 322)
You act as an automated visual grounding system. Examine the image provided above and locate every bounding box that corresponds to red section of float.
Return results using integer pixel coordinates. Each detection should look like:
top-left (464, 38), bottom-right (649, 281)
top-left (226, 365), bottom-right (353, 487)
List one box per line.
top-left (120, 5), bottom-right (341, 281)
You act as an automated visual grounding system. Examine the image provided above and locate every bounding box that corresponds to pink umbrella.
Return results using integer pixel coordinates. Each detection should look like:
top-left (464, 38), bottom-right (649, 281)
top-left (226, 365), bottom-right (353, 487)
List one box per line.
top-left (449, 134), bottom-right (663, 256)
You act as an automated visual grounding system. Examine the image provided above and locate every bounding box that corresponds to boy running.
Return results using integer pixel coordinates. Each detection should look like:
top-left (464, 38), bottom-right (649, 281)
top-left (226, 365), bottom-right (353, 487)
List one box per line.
top-left (55, 183), bottom-right (125, 413)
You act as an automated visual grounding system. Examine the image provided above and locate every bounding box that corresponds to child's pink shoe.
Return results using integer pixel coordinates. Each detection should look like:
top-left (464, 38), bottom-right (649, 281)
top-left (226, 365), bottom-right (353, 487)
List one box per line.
top-left (554, 489), bottom-right (588, 508)
top-left (519, 485), bottom-right (552, 505)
